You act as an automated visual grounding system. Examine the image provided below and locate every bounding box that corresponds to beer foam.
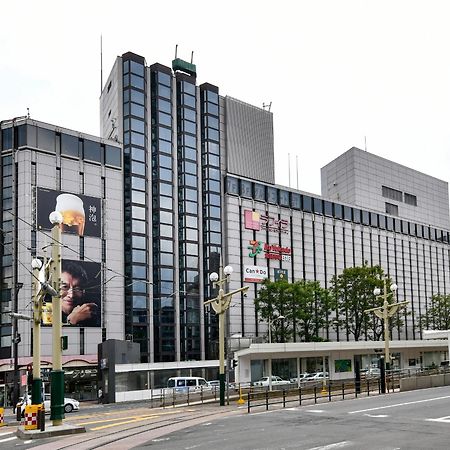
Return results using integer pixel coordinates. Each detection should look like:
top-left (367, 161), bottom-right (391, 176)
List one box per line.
top-left (55, 194), bottom-right (84, 214)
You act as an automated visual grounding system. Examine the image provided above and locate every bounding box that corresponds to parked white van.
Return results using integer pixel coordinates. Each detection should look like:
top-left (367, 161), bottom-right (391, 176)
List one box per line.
top-left (167, 377), bottom-right (209, 392)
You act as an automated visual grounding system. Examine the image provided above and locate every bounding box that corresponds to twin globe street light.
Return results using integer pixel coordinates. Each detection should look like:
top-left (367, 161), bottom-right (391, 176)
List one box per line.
top-left (205, 265), bottom-right (248, 406)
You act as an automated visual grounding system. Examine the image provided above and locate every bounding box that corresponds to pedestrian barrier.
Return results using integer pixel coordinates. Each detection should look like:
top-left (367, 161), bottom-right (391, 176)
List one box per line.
top-left (24, 404), bottom-right (44, 430)
top-left (0, 407), bottom-right (5, 427)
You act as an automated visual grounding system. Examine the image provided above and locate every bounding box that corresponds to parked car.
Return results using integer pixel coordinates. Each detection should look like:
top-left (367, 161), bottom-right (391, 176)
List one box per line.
top-left (17, 394), bottom-right (80, 416)
top-left (252, 376), bottom-right (291, 387)
top-left (167, 376), bottom-right (209, 392)
top-left (304, 372), bottom-right (329, 382)
top-left (364, 367), bottom-right (381, 378)
top-left (290, 373), bottom-right (311, 383)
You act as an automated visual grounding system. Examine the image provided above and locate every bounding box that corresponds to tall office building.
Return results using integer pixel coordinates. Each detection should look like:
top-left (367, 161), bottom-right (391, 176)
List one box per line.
top-left (100, 52), bottom-right (274, 363)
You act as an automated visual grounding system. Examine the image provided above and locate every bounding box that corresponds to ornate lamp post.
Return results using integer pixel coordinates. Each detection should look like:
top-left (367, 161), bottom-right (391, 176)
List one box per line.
top-left (48, 211), bottom-right (64, 425)
top-left (204, 265), bottom-right (248, 406)
top-left (365, 277), bottom-right (408, 390)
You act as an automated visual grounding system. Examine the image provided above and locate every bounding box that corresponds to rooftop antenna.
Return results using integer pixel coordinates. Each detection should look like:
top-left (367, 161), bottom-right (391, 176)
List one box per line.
top-left (288, 153), bottom-right (291, 188)
top-left (364, 136), bottom-right (367, 152)
top-left (175, 44), bottom-right (178, 59)
top-left (296, 155), bottom-right (299, 189)
top-left (262, 102), bottom-right (272, 112)
top-left (100, 34), bottom-right (103, 94)
top-left (27, 108), bottom-right (30, 119)
top-left (191, 51), bottom-right (194, 64)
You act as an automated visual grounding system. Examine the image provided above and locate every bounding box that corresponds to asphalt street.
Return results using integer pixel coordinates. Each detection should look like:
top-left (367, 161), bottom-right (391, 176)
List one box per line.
top-left (139, 385), bottom-right (450, 450)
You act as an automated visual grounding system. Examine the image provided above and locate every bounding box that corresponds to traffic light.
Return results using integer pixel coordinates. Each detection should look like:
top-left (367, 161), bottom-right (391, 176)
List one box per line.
top-left (232, 359), bottom-right (238, 369)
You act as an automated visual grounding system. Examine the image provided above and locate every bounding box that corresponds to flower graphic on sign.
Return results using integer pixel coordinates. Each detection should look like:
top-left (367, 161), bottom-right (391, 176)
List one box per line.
top-left (248, 240), bottom-right (263, 258)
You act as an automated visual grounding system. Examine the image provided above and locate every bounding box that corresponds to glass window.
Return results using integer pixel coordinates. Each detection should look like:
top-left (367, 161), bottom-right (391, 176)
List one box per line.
top-left (132, 190), bottom-right (146, 205)
top-left (131, 102), bottom-right (145, 118)
top-left (302, 195), bottom-right (312, 212)
top-left (183, 201), bottom-right (198, 214)
top-left (159, 139), bottom-right (172, 154)
top-left (158, 71), bottom-right (172, 87)
top-left (206, 116), bottom-right (219, 130)
top-left (37, 127), bottom-right (55, 152)
top-left (132, 147), bottom-right (145, 162)
top-left (123, 60), bottom-right (130, 74)
top-left (226, 177), bottom-right (239, 195)
top-left (324, 201), bottom-right (333, 217)
top-left (207, 141), bottom-right (219, 155)
top-left (132, 265), bottom-right (147, 279)
top-left (394, 219), bottom-right (401, 233)
top-left (132, 220), bottom-right (146, 234)
top-left (159, 183), bottom-right (172, 196)
top-left (183, 120), bottom-right (196, 134)
top-left (184, 134), bottom-right (196, 148)
top-left (353, 208), bottom-right (361, 223)
top-left (379, 215), bottom-right (386, 229)
top-left (159, 168), bottom-right (172, 182)
top-left (159, 211), bottom-right (173, 225)
top-left (61, 134), bottom-right (79, 157)
top-left (158, 84), bottom-right (171, 99)
top-left (183, 146), bottom-right (197, 161)
top-left (291, 193), bottom-right (301, 209)
top-left (182, 81), bottom-right (196, 95)
top-left (334, 203), bottom-right (343, 219)
top-left (370, 212), bottom-right (378, 227)
top-left (131, 90), bottom-right (145, 105)
top-left (131, 74), bottom-right (144, 90)
top-left (386, 217), bottom-right (394, 231)
top-left (208, 193), bottom-right (221, 206)
top-left (105, 145), bottom-right (122, 167)
top-left (132, 161), bottom-right (146, 176)
top-left (159, 98), bottom-right (171, 114)
top-left (160, 239), bottom-right (173, 252)
top-left (206, 102), bottom-right (219, 115)
top-left (207, 129), bottom-right (219, 141)
top-left (184, 161), bottom-right (197, 175)
top-left (159, 127), bottom-right (172, 141)
top-left (279, 190), bottom-right (289, 207)
top-left (361, 210), bottom-right (370, 225)
top-left (205, 178), bottom-right (220, 193)
top-left (180, 188), bottom-right (197, 202)
top-left (131, 118), bottom-right (145, 133)
top-left (160, 195), bottom-right (173, 209)
top-left (159, 112), bottom-right (171, 127)
top-left (133, 295), bottom-right (147, 309)
top-left (159, 154), bottom-right (172, 169)
top-left (132, 235), bottom-right (146, 249)
top-left (1, 128), bottom-right (12, 149)
top-left (83, 140), bottom-right (101, 162)
top-left (207, 90), bottom-right (219, 104)
top-left (132, 205), bottom-right (146, 220)
top-left (130, 61), bottom-right (144, 77)
top-left (160, 268), bottom-right (174, 281)
top-left (183, 94), bottom-right (196, 108)
top-left (240, 180), bottom-right (252, 198)
top-left (160, 252), bottom-right (173, 266)
top-left (267, 187), bottom-right (277, 204)
top-left (185, 243), bottom-right (198, 255)
top-left (131, 132), bottom-right (145, 147)
top-left (313, 198), bottom-right (323, 214)
top-left (184, 108), bottom-right (196, 122)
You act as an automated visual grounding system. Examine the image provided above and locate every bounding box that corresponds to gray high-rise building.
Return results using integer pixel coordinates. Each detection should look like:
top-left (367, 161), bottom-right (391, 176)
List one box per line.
top-left (100, 52), bottom-right (274, 363)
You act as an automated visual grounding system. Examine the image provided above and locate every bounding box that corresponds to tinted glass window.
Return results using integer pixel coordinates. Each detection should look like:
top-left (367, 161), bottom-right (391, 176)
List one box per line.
top-left (279, 190), bottom-right (289, 206)
top-left (226, 177), bottom-right (239, 195)
top-left (159, 99), bottom-right (171, 114)
top-left (240, 180), bottom-right (252, 198)
top-left (105, 145), bottom-right (122, 167)
top-left (131, 90), bottom-right (145, 105)
top-left (303, 196), bottom-right (312, 212)
top-left (159, 127), bottom-right (172, 141)
top-left (267, 187), bottom-right (277, 204)
top-left (370, 212), bottom-right (378, 227)
top-left (132, 147), bottom-right (145, 162)
top-left (254, 184), bottom-right (265, 201)
top-left (61, 134), bottom-right (79, 157)
top-left (159, 85), bottom-right (171, 99)
top-left (291, 193), bottom-right (301, 209)
top-left (37, 127), bottom-right (55, 152)
top-left (313, 198), bottom-right (323, 214)
top-left (158, 72), bottom-right (172, 87)
top-left (353, 209), bottom-right (361, 224)
top-left (334, 204), bottom-right (343, 219)
top-left (130, 61), bottom-right (144, 77)
top-left (362, 210), bottom-right (370, 225)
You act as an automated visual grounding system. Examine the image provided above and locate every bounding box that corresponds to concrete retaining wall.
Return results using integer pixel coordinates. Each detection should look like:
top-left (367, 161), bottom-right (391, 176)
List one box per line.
top-left (400, 373), bottom-right (450, 391)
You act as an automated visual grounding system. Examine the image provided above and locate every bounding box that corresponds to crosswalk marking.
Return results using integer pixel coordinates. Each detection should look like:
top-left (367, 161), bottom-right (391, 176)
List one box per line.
top-left (427, 416), bottom-right (450, 423)
top-left (0, 431), bottom-right (14, 437)
top-left (0, 436), bottom-right (17, 443)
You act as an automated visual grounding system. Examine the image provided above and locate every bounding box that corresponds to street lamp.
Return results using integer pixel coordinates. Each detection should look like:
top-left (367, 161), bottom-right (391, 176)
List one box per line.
top-left (48, 211), bottom-right (64, 425)
top-left (268, 315), bottom-right (285, 344)
top-left (31, 258), bottom-right (43, 406)
top-left (204, 265), bottom-right (248, 406)
top-left (365, 277), bottom-right (408, 391)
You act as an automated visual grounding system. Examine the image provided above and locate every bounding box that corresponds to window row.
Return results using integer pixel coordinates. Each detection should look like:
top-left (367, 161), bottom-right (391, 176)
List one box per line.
top-left (1, 126), bottom-right (122, 167)
top-left (226, 176), bottom-right (450, 244)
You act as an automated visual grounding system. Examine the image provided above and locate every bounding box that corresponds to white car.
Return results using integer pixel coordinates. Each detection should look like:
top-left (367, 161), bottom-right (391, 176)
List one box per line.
top-left (290, 373), bottom-right (311, 383)
top-left (18, 394), bottom-right (80, 416)
top-left (304, 372), bottom-right (329, 382)
top-left (252, 376), bottom-right (291, 387)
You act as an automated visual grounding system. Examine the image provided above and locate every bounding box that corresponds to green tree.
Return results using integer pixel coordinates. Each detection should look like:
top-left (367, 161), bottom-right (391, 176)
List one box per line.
top-left (419, 294), bottom-right (450, 330)
top-left (254, 279), bottom-right (331, 343)
top-left (330, 264), bottom-right (402, 341)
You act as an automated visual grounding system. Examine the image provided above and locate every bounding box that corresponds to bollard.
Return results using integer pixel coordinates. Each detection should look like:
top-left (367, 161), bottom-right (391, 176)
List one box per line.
top-left (172, 388), bottom-right (175, 407)
top-left (16, 403), bottom-right (22, 422)
top-left (283, 390), bottom-right (286, 408)
top-left (187, 387), bottom-right (190, 405)
top-left (314, 386), bottom-right (317, 404)
top-left (342, 382), bottom-right (345, 400)
top-left (37, 407), bottom-right (45, 432)
top-left (265, 389), bottom-right (269, 411)
top-left (0, 407), bottom-right (5, 427)
top-left (247, 391), bottom-right (251, 414)
top-left (298, 387), bottom-right (302, 406)
top-left (328, 383), bottom-right (332, 402)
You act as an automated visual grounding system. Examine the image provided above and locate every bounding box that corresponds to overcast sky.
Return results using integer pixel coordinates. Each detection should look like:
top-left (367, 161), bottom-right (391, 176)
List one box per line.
top-left (1, 0), bottom-right (449, 198)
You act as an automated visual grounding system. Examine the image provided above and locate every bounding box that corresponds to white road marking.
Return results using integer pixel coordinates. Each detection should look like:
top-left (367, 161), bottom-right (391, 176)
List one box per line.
top-left (201, 422), bottom-right (212, 426)
top-left (152, 437), bottom-right (170, 442)
top-left (306, 409), bottom-right (325, 413)
top-left (427, 416), bottom-right (450, 423)
top-left (348, 394), bottom-right (450, 414)
top-left (364, 414), bottom-right (389, 418)
top-left (307, 441), bottom-right (351, 450)
top-left (0, 431), bottom-right (14, 437)
top-left (0, 436), bottom-right (17, 443)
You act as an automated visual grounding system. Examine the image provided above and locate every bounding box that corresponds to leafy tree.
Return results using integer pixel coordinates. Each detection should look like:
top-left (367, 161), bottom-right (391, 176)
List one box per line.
top-left (330, 264), bottom-right (403, 341)
top-left (419, 294), bottom-right (450, 330)
top-left (254, 279), bottom-right (331, 343)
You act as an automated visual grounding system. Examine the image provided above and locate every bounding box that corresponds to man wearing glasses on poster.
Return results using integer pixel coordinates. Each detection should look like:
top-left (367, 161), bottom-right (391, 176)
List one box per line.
top-left (60, 261), bottom-right (100, 327)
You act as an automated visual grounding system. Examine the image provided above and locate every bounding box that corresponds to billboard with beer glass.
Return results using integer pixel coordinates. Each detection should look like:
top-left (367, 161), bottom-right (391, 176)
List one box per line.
top-left (36, 188), bottom-right (101, 238)
top-left (42, 259), bottom-right (101, 328)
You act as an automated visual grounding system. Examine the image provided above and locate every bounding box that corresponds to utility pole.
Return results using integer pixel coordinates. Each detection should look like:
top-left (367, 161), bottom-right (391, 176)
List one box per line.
top-left (205, 265), bottom-right (248, 406)
top-left (49, 211), bottom-right (64, 425)
top-left (31, 258), bottom-right (43, 404)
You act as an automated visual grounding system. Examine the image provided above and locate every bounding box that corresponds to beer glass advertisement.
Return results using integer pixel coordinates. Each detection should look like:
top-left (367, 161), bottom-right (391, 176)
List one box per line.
top-left (42, 259), bottom-right (102, 328)
top-left (36, 188), bottom-right (101, 238)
